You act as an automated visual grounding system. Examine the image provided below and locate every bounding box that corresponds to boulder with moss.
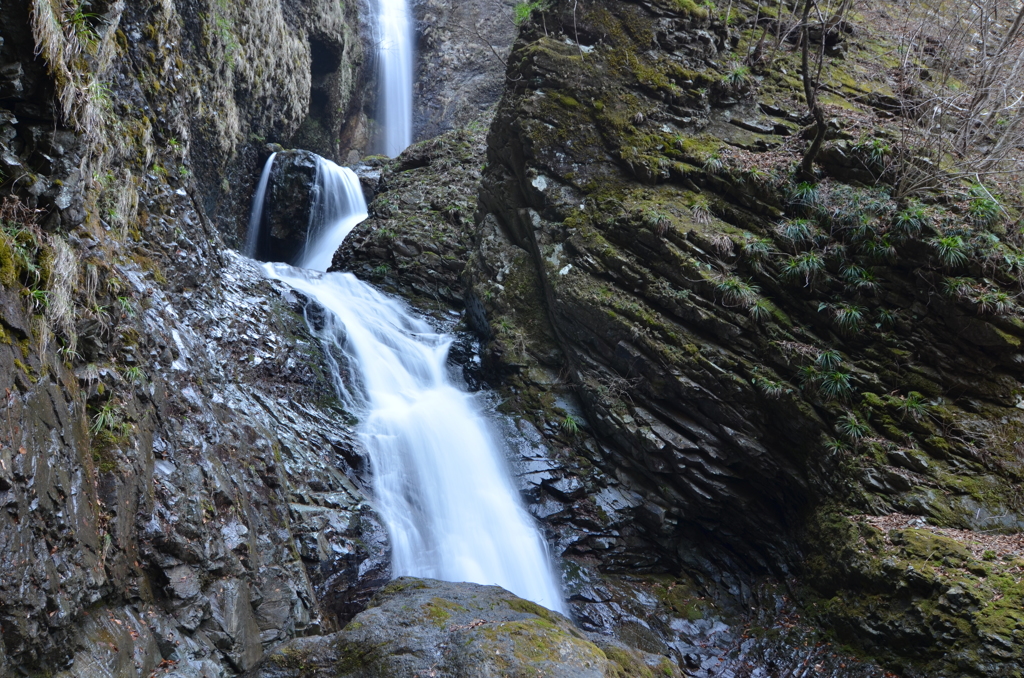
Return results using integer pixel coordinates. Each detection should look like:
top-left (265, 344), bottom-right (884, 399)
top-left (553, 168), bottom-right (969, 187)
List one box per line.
top-left (250, 577), bottom-right (683, 678)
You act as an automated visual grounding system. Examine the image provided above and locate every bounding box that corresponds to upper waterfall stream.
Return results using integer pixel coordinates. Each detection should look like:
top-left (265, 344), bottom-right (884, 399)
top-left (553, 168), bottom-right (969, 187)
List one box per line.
top-left (374, 0), bottom-right (414, 157)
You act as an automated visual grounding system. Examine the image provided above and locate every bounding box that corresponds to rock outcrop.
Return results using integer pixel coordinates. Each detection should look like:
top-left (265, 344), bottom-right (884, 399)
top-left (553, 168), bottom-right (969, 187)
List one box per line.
top-left (452, 0), bottom-right (1024, 674)
top-left (250, 150), bottom-right (320, 264)
top-left (249, 577), bottom-right (682, 678)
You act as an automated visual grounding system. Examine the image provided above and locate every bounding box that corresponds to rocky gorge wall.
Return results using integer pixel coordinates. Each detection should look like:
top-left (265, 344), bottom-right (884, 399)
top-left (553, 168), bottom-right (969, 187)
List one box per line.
top-left (458, 1), bottom-right (1024, 674)
top-left (0, 0), bottom-right (390, 675)
top-left (2, 0), bottom-right (1024, 676)
top-left (334, 0), bottom-right (1024, 675)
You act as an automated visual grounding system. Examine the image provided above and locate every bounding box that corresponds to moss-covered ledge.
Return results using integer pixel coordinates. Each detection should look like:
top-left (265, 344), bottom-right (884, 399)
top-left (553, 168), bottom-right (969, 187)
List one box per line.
top-left (804, 509), bottom-right (1024, 677)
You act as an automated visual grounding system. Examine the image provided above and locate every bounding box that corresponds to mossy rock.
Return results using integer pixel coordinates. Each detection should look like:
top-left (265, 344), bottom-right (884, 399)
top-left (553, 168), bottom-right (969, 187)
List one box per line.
top-left (251, 578), bottom-right (678, 677)
top-left (804, 511), bottom-right (1024, 676)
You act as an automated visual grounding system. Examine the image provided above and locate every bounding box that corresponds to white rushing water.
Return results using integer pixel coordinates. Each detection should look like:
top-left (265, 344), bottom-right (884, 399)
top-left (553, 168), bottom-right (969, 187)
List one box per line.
top-left (373, 0), bottom-right (414, 157)
top-left (248, 0), bottom-right (564, 615)
top-left (265, 263), bottom-right (567, 613)
top-left (244, 154), bottom-right (368, 273)
top-left (298, 159), bottom-right (369, 272)
top-left (244, 151), bottom-right (277, 259)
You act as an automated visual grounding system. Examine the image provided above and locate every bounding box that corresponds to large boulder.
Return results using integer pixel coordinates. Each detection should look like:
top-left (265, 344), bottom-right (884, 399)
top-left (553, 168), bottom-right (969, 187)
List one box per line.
top-left (249, 578), bottom-right (680, 677)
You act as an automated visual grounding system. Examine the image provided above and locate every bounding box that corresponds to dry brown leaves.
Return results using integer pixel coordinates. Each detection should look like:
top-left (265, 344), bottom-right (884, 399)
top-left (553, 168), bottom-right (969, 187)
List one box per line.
top-left (859, 512), bottom-right (1024, 560)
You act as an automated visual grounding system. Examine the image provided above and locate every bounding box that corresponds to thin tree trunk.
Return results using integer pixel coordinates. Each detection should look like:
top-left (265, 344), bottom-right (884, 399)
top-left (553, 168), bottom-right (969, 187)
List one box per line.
top-left (799, 0), bottom-right (826, 181)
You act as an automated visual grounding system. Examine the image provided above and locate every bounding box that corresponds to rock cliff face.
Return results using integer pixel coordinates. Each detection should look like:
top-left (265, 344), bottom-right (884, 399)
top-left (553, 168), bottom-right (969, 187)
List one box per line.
top-left (2, 0), bottom-right (1024, 676)
top-left (414, 0), bottom-right (518, 141)
top-left (454, 1), bottom-right (1024, 674)
top-left (0, 0), bottom-right (384, 675)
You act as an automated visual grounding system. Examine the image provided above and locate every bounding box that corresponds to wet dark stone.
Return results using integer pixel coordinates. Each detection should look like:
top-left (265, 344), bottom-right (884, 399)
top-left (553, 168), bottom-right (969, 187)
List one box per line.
top-left (250, 150), bottom-right (318, 265)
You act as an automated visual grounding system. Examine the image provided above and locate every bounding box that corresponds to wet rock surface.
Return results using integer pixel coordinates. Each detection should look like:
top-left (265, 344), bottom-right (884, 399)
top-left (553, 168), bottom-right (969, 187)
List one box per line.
top-left (414, 0), bottom-right (518, 140)
top-left (0, 239), bottom-right (392, 676)
top-left (251, 150), bottom-right (319, 265)
top-left (249, 577), bottom-right (680, 678)
top-left (0, 1), bottom-right (387, 674)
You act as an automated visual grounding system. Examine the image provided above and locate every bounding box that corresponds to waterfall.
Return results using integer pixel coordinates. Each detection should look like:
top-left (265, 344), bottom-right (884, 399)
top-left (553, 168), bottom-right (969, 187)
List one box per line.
top-left (245, 0), bottom-right (566, 615)
top-left (373, 0), bottom-right (414, 157)
top-left (299, 160), bottom-right (369, 272)
top-left (244, 151), bottom-right (277, 258)
top-left (244, 154), bottom-right (368, 273)
top-left (265, 264), bottom-right (567, 613)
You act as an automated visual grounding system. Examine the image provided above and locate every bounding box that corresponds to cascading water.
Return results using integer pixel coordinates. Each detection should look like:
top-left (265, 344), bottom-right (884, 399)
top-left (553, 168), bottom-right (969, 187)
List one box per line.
top-left (264, 264), bottom-right (566, 613)
top-left (298, 160), bottom-right (369, 272)
top-left (245, 154), bottom-right (368, 273)
top-left (373, 0), bottom-right (414, 157)
top-left (244, 151), bottom-right (277, 259)
top-left (245, 0), bottom-right (565, 615)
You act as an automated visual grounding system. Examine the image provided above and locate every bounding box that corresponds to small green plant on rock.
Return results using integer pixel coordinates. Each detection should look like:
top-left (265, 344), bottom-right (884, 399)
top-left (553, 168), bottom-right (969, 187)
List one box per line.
top-left (840, 265), bottom-right (877, 293)
top-left (722, 63), bottom-right (752, 90)
top-left (974, 289), bottom-right (1013, 314)
top-left (798, 350), bottom-right (855, 402)
top-left (117, 296), bottom-right (135, 318)
top-left (876, 308), bottom-right (897, 329)
top-left (748, 298), bottom-right (772, 322)
top-left (790, 181), bottom-right (819, 209)
top-left (690, 196), bottom-right (713, 225)
top-left (713, 275), bottom-right (759, 308)
top-left (830, 303), bottom-right (867, 333)
top-left (28, 288), bottom-right (48, 311)
top-left (819, 370), bottom-right (854, 401)
top-left (899, 392), bottom-right (928, 420)
top-left (892, 202), bottom-right (928, 239)
top-left (815, 349), bottom-right (843, 371)
top-left (837, 413), bottom-right (871, 442)
top-left (513, 0), bottom-right (548, 26)
top-left (781, 251), bottom-right (824, 286)
top-left (121, 365), bottom-right (145, 385)
top-left (672, 0), bottom-right (711, 17)
top-left (90, 401), bottom-right (121, 434)
top-left (942, 276), bottom-right (977, 299)
top-left (968, 185), bottom-right (1002, 228)
top-left (859, 234), bottom-right (897, 263)
top-left (742, 236), bottom-right (773, 272)
top-left (777, 218), bottom-right (814, 245)
top-left (932, 235), bottom-right (968, 267)
top-left (639, 207), bottom-right (672, 236)
top-left (825, 437), bottom-right (850, 455)
top-left (751, 370), bottom-right (787, 398)
top-left (702, 153), bottom-right (725, 174)
top-left (65, 2), bottom-right (100, 49)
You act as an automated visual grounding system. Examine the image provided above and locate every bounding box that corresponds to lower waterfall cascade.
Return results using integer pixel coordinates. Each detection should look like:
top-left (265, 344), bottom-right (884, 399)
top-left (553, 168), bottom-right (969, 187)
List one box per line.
top-left (264, 262), bottom-right (566, 613)
top-left (297, 160), bottom-right (369, 272)
top-left (244, 155), bottom-right (368, 272)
